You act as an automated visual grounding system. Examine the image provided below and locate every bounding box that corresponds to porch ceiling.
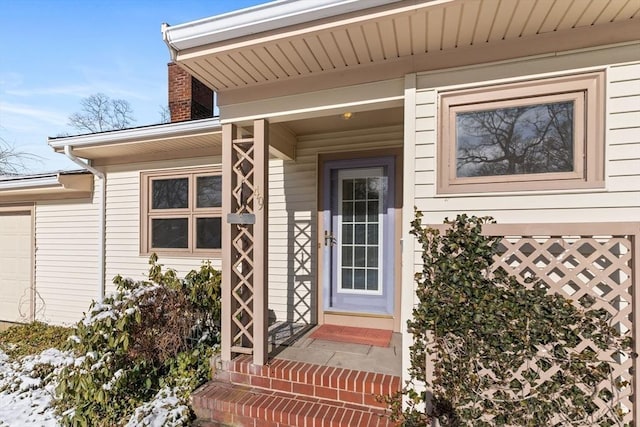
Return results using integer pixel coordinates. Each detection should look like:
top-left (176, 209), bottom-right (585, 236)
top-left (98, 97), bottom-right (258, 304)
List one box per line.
top-left (166, 0), bottom-right (639, 99)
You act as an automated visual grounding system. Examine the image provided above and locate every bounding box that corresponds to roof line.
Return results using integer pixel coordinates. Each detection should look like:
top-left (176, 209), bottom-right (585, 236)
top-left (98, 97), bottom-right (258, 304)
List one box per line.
top-left (162, 0), bottom-right (403, 52)
top-left (48, 117), bottom-right (222, 149)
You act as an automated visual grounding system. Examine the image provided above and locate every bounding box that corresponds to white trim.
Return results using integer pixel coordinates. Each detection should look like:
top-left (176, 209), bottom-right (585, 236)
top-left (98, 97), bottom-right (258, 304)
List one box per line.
top-left (0, 172), bottom-right (89, 191)
top-left (401, 73), bottom-right (417, 388)
top-left (0, 175), bottom-right (63, 190)
top-left (162, 0), bottom-right (403, 52)
top-left (48, 118), bottom-right (221, 150)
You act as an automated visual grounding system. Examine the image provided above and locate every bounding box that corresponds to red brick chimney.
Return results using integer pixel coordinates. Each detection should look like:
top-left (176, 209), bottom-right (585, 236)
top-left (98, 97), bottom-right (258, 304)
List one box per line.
top-left (168, 62), bottom-right (214, 122)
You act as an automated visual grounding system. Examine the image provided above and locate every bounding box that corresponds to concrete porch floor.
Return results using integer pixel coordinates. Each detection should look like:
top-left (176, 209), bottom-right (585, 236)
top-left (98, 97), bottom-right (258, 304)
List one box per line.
top-left (267, 322), bottom-right (402, 377)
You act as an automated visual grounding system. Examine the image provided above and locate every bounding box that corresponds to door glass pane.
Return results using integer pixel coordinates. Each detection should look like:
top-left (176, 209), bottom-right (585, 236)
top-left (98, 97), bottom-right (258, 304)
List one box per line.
top-left (342, 201), bottom-right (353, 222)
top-left (342, 269), bottom-right (353, 289)
top-left (152, 178), bottom-right (188, 209)
top-left (367, 224), bottom-right (378, 245)
top-left (197, 176), bottom-right (222, 208)
top-left (196, 217), bottom-right (222, 249)
top-left (366, 270), bottom-right (378, 291)
top-left (354, 269), bottom-right (366, 289)
top-left (151, 218), bottom-right (188, 248)
top-left (355, 201), bottom-right (366, 222)
top-left (342, 246), bottom-right (353, 267)
top-left (342, 224), bottom-right (353, 244)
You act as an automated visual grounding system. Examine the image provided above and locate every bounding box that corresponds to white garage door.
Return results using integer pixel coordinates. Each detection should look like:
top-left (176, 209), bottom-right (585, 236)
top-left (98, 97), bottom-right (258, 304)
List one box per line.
top-left (0, 212), bottom-right (32, 323)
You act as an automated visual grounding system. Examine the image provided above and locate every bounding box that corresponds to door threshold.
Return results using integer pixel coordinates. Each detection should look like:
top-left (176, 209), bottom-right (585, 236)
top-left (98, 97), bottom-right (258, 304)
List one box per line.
top-left (323, 311), bottom-right (395, 331)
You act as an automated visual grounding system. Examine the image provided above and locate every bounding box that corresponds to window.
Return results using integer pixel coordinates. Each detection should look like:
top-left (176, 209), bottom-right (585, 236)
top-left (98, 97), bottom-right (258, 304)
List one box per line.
top-left (141, 168), bottom-right (222, 255)
top-left (438, 72), bottom-right (604, 194)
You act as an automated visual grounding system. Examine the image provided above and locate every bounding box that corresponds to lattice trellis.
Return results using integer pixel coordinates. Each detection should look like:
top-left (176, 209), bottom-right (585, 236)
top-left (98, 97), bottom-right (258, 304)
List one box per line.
top-left (481, 223), bottom-right (638, 424)
top-left (222, 121), bottom-right (269, 365)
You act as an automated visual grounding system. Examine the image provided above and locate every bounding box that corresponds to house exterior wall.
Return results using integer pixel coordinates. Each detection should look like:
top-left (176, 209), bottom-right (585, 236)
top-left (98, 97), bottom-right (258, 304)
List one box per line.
top-left (411, 47), bottom-right (640, 224)
top-left (34, 185), bottom-right (100, 325)
top-left (102, 157), bottom-right (222, 296)
top-left (401, 45), bottom-right (640, 385)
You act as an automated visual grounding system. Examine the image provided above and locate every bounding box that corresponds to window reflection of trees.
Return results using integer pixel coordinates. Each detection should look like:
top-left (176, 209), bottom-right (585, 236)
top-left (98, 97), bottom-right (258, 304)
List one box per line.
top-left (456, 101), bottom-right (574, 177)
top-left (197, 176), bottom-right (222, 208)
top-left (152, 178), bottom-right (189, 209)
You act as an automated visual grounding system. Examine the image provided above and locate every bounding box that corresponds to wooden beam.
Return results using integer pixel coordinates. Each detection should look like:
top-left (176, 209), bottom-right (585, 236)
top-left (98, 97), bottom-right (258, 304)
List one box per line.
top-left (253, 118), bottom-right (269, 366)
top-left (269, 123), bottom-right (296, 161)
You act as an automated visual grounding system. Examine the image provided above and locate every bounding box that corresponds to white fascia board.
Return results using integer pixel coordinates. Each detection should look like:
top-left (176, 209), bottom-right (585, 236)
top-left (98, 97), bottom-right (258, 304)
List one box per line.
top-left (0, 175), bottom-right (60, 190)
top-left (48, 117), bottom-right (222, 150)
top-left (162, 0), bottom-right (403, 52)
top-left (0, 172), bottom-right (86, 191)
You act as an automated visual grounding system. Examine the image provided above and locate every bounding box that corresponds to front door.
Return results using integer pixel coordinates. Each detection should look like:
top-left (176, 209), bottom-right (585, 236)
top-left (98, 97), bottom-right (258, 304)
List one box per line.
top-left (322, 157), bottom-right (396, 317)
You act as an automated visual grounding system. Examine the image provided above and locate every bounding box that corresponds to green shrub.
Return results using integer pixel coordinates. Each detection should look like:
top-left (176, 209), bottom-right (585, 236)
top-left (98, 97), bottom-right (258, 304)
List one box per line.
top-left (395, 213), bottom-right (629, 426)
top-left (0, 321), bottom-right (72, 359)
top-left (54, 255), bottom-right (221, 427)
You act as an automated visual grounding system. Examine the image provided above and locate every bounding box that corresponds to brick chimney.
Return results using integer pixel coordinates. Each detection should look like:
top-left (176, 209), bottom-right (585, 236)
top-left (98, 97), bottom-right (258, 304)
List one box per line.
top-left (168, 62), bottom-right (214, 122)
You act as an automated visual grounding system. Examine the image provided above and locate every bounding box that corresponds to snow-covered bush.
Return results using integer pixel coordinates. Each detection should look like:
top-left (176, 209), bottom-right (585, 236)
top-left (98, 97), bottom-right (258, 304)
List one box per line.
top-left (54, 255), bottom-right (221, 427)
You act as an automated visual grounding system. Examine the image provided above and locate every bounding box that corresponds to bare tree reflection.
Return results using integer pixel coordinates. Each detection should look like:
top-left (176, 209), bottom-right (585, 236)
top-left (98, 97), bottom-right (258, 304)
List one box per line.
top-left (456, 101), bottom-right (574, 177)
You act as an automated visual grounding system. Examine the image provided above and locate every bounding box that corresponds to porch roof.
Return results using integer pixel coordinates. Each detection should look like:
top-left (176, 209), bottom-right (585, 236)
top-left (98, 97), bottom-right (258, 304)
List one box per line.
top-left (162, 0), bottom-right (639, 104)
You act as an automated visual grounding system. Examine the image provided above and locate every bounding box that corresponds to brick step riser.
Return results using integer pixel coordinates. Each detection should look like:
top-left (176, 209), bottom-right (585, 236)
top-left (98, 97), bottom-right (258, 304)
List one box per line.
top-left (220, 356), bottom-right (400, 410)
top-left (192, 381), bottom-right (398, 427)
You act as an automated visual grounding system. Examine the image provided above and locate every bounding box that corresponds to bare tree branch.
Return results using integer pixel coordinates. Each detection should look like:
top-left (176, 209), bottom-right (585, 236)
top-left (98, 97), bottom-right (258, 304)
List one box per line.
top-left (0, 138), bottom-right (42, 175)
top-left (68, 93), bottom-right (136, 133)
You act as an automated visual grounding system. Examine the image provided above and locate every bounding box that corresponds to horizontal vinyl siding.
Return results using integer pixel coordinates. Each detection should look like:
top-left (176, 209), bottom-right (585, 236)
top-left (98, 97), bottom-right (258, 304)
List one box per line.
top-left (267, 126), bottom-right (403, 323)
top-left (103, 157), bottom-right (221, 296)
top-left (34, 184), bottom-right (100, 325)
top-left (413, 60), bottom-right (640, 224)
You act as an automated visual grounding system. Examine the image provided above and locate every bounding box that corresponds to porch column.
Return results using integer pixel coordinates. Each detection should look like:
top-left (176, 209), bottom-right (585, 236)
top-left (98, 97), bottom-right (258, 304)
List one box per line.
top-left (222, 119), bottom-right (269, 366)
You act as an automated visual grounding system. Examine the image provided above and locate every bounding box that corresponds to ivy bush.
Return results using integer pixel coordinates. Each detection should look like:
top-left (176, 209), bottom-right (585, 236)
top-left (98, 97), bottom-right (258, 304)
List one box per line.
top-left (0, 321), bottom-right (72, 359)
top-left (54, 255), bottom-right (221, 427)
top-left (396, 212), bottom-right (630, 426)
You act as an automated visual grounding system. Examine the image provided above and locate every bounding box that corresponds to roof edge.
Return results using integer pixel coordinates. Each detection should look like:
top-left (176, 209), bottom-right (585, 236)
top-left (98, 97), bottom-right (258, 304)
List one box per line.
top-left (48, 117), bottom-right (222, 151)
top-left (162, 0), bottom-right (403, 52)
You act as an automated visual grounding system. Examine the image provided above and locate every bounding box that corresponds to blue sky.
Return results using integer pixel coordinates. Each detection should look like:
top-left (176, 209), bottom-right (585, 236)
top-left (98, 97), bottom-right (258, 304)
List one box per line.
top-left (0, 0), bottom-right (264, 173)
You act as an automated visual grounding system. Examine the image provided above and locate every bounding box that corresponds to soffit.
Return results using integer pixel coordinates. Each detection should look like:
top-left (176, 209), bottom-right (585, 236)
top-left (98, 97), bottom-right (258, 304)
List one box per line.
top-left (173, 0), bottom-right (640, 95)
top-left (70, 132), bottom-right (223, 165)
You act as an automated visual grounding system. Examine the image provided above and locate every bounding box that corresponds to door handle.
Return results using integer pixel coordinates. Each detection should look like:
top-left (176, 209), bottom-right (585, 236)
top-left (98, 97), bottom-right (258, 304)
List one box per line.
top-left (324, 230), bottom-right (337, 247)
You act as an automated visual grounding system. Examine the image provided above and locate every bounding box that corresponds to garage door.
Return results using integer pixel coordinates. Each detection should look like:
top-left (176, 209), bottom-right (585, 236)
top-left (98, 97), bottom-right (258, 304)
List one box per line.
top-left (0, 212), bottom-right (32, 323)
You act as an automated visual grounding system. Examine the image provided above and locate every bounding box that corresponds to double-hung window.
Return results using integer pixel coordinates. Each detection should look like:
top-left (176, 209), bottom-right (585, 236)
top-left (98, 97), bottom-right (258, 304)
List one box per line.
top-left (141, 167), bottom-right (222, 255)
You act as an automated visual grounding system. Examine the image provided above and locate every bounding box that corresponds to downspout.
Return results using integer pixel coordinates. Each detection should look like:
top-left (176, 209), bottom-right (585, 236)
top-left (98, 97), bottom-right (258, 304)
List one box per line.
top-left (64, 146), bottom-right (106, 303)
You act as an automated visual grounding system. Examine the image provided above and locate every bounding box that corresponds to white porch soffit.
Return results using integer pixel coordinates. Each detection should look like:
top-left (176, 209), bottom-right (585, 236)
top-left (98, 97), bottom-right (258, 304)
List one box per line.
top-left (162, 0), bottom-right (640, 96)
top-left (0, 171), bottom-right (94, 202)
top-left (48, 118), bottom-right (223, 166)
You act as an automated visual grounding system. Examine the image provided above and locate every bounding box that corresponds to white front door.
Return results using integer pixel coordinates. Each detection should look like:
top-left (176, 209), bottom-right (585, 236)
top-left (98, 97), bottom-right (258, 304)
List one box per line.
top-left (322, 157), bottom-right (396, 316)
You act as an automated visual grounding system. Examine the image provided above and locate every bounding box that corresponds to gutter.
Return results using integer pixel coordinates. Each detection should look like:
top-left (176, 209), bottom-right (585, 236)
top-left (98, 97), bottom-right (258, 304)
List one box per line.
top-left (63, 146), bottom-right (107, 304)
top-left (161, 0), bottom-right (403, 53)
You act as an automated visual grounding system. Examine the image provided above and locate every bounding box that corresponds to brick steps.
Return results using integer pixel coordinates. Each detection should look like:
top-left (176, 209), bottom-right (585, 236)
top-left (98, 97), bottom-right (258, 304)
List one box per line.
top-left (193, 381), bottom-right (396, 427)
top-left (192, 355), bottom-right (401, 427)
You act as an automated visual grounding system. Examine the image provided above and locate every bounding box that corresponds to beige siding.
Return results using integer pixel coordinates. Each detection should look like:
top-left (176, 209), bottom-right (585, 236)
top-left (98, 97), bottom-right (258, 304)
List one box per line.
top-left (103, 157), bottom-right (222, 296)
top-left (413, 59), bottom-right (640, 224)
top-left (34, 184), bottom-right (100, 325)
top-left (267, 126), bottom-right (403, 323)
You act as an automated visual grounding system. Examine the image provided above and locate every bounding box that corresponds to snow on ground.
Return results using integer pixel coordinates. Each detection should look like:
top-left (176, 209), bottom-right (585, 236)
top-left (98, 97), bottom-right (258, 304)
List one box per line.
top-left (0, 349), bottom-right (191, 427)
top-left (0, 349), bottom-right (72, 426)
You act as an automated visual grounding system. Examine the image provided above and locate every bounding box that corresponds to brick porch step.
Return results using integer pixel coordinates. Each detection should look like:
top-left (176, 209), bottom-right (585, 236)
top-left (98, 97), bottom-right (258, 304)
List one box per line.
top-left (192, 355), bottom-right (401, 426)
